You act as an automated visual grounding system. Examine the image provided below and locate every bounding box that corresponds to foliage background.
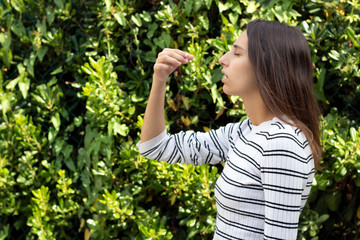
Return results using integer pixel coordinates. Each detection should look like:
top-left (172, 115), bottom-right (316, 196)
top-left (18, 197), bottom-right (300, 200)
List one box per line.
top-left (0, 0), bottom-right (359, 239)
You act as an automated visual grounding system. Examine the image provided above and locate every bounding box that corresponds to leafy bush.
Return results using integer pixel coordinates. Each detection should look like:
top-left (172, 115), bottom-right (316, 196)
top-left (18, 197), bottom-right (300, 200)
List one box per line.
top-left (0, 0), bottom-right (359, 239)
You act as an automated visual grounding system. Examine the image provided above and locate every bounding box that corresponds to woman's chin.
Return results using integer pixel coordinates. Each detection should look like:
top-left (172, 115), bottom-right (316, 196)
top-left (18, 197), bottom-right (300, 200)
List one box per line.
top-left (222, 85), bottom-right (229, 95)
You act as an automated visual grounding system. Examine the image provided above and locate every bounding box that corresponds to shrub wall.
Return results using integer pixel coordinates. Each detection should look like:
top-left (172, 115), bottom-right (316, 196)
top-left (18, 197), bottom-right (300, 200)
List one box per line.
top-left (0, 0), bottom-right (359, 239)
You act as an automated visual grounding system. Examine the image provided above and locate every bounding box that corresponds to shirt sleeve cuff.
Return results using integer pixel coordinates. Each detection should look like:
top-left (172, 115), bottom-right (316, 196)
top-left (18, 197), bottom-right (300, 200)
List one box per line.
top-left (137, 129), bottom-right (168, 154)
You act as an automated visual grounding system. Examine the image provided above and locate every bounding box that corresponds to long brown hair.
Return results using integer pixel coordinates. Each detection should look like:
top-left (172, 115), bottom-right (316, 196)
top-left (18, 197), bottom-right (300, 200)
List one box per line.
top-left (246, 19), bottom-right (322, 168)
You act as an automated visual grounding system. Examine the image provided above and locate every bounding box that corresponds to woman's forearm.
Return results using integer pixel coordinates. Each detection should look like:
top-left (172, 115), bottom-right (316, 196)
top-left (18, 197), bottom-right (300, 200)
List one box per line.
top-left (140, 77), bottom-right (167, 143)
top-left (140, 49), bottom-right (193, 143)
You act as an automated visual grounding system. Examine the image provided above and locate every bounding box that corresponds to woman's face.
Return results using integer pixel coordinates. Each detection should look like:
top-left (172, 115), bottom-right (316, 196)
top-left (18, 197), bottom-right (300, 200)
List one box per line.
top-left (219, 31), bottom-right (258, 98)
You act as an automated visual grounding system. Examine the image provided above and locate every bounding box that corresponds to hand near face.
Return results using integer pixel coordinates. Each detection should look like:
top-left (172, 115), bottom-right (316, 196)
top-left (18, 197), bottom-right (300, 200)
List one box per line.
top-left (153, 48), bottom-right (194, 82)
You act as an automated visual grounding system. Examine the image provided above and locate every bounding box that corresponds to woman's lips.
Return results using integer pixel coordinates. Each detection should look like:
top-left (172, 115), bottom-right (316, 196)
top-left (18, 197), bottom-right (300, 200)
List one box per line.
top-left (221, 70), bottom-right (228, 82)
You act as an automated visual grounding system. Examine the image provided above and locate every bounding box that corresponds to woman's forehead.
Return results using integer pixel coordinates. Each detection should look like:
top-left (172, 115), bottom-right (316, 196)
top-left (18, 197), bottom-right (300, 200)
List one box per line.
top-left (233, 31), bottom-right (248, 50)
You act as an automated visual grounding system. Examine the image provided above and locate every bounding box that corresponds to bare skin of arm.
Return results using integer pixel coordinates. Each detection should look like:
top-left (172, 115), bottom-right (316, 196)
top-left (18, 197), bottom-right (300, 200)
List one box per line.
top-left (140, 49), bottom-right (194, 143)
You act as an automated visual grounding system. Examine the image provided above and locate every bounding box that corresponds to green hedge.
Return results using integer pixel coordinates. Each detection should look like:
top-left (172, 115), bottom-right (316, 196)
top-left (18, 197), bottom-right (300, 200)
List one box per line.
top-left (0, 0), bottom-right (359, 239)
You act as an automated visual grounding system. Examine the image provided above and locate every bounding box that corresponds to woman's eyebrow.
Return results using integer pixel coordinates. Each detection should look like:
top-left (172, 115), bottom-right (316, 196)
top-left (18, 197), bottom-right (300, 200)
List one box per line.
top-left (233, 44), bottom-right (245, 51)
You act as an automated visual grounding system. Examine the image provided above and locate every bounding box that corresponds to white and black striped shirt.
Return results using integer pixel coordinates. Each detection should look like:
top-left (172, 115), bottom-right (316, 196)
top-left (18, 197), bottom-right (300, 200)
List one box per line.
top-left (137, 117), bottom-right (315, 239)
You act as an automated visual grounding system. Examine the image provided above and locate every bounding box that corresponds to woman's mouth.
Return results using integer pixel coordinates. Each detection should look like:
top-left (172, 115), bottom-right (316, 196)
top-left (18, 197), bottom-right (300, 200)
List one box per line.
top-left (222, 74), bottom-right (228, 82)
top-left (221, 70), bottom-right (228, 82)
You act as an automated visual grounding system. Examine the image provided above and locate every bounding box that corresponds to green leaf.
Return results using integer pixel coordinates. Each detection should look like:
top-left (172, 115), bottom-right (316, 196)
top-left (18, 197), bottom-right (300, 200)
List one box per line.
top-left (194, 0), bottom-right (202, 12)
top-left (186, 218), bottom-right (196, 227)
top-left (18, 75), bottom-right (30, 99)
top-left (288, 8), bottom-right (301, 19)
top-left (51, 112), bottom-right (61, 131)
top-left (246, 1), bottom-right (258, 14)
top-left (350, 127), bottom-right (356, 142)
top-left (211, 84), bottom-right (220, 103)
top-left (17, 63), bottom-right (26, 74)
top-left (229, 12), bottom-right (238, 25)
top-left (317, 214), bottom-right (329, 223)
top-left (0, 32), bottom-right (13, 68)
top-left (63, 144), bottom-right (73, 159)
top-left (218, 2), bottom-right (229, 13)
top-left (211, 68), bottom-right (223, 83)
top-left (1, 93), bottom-right (12, 116)
top-left (160, 32), bottom-right (171, 48)
top-left (11, 21), bottom-right (26, 38)
top-left (0, 33), bottom-right (11, 51)
top-left (6, 78), bottom-right (20, 90)
top-left (25, 52), bottom-right (36, 77)
top-left (186, 229), bottom-right (199, 240)
top-left (51, 66), bottom-right (63, 75)
top-left (37, 47), bottom-right (48, 63)
top-left (89, 57), bottom-right (99, 71)
top-left (317, 177), bottom-right (331, 191)
top-left (131, 15), bottom-right (142, 27)
top-left (113, 122), bottom-right (129, 136)
top-left (36, 20), bottom-right (47, 35)
top-left (54, 0), bottom-right (64, 9)
top-left (325, 191), bottom-right (342, 211)
top-left (355, 176), bottom-right (360, 186)
top-left (0, 48), bottom-right (12, 69)
top-left (10, 0), bottom-right (26, 13)
top-left (301, 21), bottom-right (309, 33)
top-left (346, 27), bottom-right (359, 48)
top-left (314, 67), bottom-right (328, 103)
top-left (141, 11), bottom-right (151, 22)
top-left (336, 135), bottom-right (345, 146)
top-left (310, 229), bottom-right (317, 237)
top-left (185, 0), bottom-right (193, 15)
top-left (84, 126), bottom-right (97, 148)
top-left (329, 50), bottom-right (340, 61)
top-left (114, 12), bottom-right (126, 26)
top-left (48, 127), bottom-right (58, 144)
top-left (63, 145), bottom-right (76, 171)
top-left (220, 14), bottom-right (229, 27)
top-left (105, 0), bottom-right (112, 12)
top-left (46, 6), bottom-right (55, 25)
top-left (74, 116), bottom-right (83, 127)
top-left (78, 148), bottom-right (90, 168)
top-left (204, 0), bottom-right (212, 10)
top-left (272, 5), bottom-right (285, 22)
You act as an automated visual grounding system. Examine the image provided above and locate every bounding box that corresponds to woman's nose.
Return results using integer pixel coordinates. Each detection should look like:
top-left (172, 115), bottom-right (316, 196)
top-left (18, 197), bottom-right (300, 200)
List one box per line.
top-left (219, 52), bottom-right (228, 66)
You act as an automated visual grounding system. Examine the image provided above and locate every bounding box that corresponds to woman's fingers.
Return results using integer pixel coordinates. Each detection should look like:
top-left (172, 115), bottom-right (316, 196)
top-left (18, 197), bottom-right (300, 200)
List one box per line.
top-left (153, 49), bottom-right (194, 81)
top-left (154, 55), bottom-right (180, 76)
top-left (171, 49), bottom-right (194, 62)
top-left (159, 48), bottom-right (193, 64)
top-left (157, 54), bottom-right (179, 65)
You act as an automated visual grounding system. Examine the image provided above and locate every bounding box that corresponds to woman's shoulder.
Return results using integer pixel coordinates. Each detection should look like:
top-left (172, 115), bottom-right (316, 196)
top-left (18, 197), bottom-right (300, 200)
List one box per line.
top-left (255, 118), bottom-right (314, 170)
top-left (213, 119), bottom-right (249, 133)
top-left (254, 117), bottom-right (310, 152)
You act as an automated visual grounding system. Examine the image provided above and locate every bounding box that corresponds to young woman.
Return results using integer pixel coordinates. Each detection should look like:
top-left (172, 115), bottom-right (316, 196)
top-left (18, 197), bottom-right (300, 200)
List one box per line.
top-left (138, 19), bottom-right (321, 239)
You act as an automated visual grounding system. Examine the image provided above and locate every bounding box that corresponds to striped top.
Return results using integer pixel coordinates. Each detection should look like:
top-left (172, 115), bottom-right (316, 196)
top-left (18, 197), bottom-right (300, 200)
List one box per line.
top-left (137, 117), bottom-right (315, 239)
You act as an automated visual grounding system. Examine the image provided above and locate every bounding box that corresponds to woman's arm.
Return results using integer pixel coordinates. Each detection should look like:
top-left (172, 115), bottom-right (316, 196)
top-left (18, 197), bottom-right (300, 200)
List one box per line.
top-left (260, 138), bottom-right (314, 239)
top-left (138, 48), bottom-right (234, 165)
top-left (140, 48), bottom-right (193, 143)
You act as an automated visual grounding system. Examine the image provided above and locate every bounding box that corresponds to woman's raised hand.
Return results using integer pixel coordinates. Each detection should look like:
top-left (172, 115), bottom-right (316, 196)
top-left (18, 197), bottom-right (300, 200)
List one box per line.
top-left (153, 48), bottom-right (194, 82)
top-left (140, 49), bottom-right (193, 143)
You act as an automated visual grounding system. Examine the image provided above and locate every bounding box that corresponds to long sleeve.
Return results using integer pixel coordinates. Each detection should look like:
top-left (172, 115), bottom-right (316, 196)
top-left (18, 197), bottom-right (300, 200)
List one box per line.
top-left (137, 123), bottom-right (238, 165)
top-left (138, 117), bottom-right (315, 239)
top-left (259, 134), bottom-right (314, 239)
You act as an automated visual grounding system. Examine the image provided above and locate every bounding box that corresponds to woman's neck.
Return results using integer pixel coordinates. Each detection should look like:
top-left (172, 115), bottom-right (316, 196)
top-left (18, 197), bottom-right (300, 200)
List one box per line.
top-left (243, 93), bottom-right (274, 126)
